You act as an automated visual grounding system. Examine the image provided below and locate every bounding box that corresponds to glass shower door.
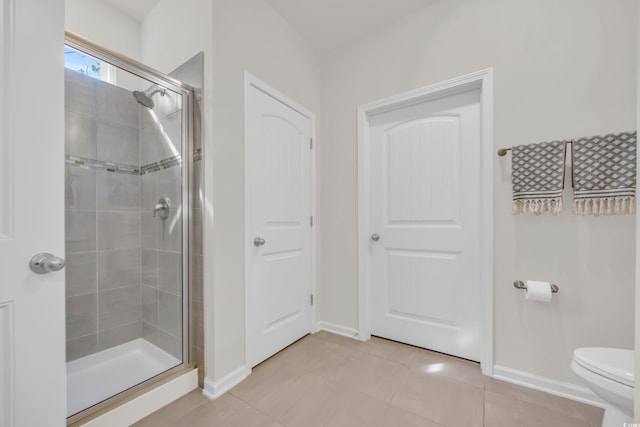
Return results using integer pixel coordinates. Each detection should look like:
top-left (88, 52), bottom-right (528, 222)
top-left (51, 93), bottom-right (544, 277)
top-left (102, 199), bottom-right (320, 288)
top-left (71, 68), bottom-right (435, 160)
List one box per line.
top-left (64, 37), bottom-right (191, 421)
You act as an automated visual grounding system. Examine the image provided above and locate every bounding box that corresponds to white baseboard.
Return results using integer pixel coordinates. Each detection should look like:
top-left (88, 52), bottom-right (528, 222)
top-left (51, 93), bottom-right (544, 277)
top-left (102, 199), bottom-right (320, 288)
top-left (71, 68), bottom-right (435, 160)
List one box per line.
top-left (315, 321), bottom-right (361, 340)
top-left (492, 365), bottom-right (605, 408)
top-left (81, 369), bottom-right (198, 427)
top-left (203, 365), bottom-right (251, 400)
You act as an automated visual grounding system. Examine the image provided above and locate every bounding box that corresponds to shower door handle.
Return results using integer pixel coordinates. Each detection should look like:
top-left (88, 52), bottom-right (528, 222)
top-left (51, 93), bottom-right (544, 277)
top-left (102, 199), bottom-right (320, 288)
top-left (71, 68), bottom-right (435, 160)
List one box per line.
top-left (29, 252), bottom-right (66, 274)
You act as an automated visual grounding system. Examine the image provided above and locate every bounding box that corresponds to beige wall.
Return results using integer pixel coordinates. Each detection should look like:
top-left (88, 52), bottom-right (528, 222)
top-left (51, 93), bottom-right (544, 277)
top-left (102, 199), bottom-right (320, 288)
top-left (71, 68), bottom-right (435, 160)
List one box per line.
top-left (141, 0), bottom-right (212, 74)
top-left (65, 0), bottom-right (144, 90)
top-left (319, 0), bottom-right (636, 385)
top-left (65, 0), bottom-right (141, 60)
top-left (209, 0), bottom-right (322, 379)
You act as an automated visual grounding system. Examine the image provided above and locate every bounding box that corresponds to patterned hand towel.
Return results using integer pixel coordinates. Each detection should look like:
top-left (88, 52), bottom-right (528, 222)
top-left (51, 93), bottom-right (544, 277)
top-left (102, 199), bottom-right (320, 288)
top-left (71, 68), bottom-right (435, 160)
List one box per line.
top-left (572, 131), bottom-right (636, 215)
top-left (512, 140), bottom-right (567, 215)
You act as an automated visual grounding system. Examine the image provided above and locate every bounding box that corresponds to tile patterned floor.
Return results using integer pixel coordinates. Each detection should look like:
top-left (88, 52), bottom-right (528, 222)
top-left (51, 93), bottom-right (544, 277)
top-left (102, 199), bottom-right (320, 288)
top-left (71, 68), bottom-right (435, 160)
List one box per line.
top-left (133, 331), bottom-right (604, 427)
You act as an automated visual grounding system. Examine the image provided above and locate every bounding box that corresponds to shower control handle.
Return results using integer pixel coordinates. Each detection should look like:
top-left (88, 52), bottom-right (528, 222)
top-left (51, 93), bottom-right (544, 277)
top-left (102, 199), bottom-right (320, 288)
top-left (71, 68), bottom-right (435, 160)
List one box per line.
top-left (153, 197), bottom-right (170, 220)
top-left (253, 237), bottom-right (266, 247)
top-left (29, 252), bottom-right (66, 274)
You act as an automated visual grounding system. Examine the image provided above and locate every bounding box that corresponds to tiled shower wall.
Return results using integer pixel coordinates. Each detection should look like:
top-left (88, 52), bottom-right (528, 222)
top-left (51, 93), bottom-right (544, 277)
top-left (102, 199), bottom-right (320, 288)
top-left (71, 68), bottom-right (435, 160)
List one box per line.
top-left (139, 89), bottom-right (183, 361)
top-left (65, 69), bottom-right (143, 361)
top-left (65, 69), bottom-right (186, 362)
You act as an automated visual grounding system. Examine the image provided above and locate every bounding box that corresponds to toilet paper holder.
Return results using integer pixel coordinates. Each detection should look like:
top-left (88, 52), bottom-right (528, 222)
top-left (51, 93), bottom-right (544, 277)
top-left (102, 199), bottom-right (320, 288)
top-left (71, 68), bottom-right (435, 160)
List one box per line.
top-left (513, 280), bottom-right (559, 293)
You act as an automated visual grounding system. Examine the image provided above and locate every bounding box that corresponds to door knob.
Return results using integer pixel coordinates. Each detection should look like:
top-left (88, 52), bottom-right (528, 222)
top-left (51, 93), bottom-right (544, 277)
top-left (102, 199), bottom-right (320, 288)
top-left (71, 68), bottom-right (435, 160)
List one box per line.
top-left (253, 237), bottom-right (266, 247)
top-left (29, 253), bottom-right (66, 274)
top-left (370, 233), bottom-right (380, 242)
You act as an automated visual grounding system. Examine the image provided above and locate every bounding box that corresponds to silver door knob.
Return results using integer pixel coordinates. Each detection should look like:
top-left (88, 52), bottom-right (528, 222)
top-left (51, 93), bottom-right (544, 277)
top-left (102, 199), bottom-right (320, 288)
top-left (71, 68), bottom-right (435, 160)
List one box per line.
top-left (370, 233), bottom-right (380, 242)
top-left (30, 252), bottom-right (66, 274)
top-left (253, 237), bottom-right (266, 247)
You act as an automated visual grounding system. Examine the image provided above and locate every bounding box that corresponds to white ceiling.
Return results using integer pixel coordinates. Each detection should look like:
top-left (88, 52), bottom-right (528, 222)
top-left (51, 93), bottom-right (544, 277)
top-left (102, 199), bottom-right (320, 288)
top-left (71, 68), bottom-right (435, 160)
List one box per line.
top-left (266, 0), bottom-right (438, 53)
top-left (101, 0), bottom-right (436, 53)
top-left (101, 0), bottom-right (160, 22)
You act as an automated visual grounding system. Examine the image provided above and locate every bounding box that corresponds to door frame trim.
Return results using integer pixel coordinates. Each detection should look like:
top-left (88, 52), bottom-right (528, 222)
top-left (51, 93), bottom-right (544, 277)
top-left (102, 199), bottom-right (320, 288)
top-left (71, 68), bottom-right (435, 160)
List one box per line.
top-left (357, 69), bottom-right (494, 375)
top-left (243, 71), bottom-right (317, 369)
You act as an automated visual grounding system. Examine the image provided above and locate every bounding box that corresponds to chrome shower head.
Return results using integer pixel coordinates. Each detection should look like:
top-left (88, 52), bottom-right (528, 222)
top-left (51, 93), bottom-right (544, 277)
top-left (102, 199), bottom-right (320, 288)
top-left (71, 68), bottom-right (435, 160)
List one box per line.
top-left (132, 86), bottom-right (166, 109)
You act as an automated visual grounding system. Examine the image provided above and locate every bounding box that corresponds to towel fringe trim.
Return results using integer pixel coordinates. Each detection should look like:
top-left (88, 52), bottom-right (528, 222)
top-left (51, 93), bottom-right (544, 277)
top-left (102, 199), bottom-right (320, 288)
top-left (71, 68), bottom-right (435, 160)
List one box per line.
top-left (572, 196), bottom-right (636, 216)
top-left (513, 198), bottom-right (563, 215)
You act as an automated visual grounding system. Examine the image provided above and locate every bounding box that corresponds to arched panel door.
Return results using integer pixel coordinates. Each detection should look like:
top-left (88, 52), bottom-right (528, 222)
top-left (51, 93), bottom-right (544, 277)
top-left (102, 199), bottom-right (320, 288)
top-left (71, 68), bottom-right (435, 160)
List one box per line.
top-left (368, 89), bottom-right (482, 361)
top-left (246, 79), bottom-right (314, 367)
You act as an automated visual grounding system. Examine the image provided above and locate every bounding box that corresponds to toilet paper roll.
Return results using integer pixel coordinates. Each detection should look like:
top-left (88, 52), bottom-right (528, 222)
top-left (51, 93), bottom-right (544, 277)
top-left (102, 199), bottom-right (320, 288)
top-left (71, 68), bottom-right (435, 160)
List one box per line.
top-left (525, 280), bottom-right (553, 302)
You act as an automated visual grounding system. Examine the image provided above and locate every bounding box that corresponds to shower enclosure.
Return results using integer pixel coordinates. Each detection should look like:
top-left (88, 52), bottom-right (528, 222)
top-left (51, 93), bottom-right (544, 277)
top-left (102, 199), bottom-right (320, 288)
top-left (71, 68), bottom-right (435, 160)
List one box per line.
top-left (63, 32), bottom-right (198, 422)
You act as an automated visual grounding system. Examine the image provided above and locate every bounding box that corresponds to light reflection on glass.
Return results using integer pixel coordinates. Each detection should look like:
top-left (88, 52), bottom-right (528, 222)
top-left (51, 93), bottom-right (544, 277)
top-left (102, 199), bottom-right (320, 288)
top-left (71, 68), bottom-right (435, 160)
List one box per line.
top-left (149, 109), bottom-right (180, 158)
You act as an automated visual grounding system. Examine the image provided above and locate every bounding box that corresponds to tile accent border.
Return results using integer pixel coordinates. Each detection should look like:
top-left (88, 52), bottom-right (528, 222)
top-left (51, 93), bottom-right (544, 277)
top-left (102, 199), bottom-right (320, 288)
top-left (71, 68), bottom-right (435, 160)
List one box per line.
top-left (66, 155), bottom-right (140, 175)
top-left (140, 156), bottom-right (182, 175)
top-left (65, 155), bottom-right (182, 176)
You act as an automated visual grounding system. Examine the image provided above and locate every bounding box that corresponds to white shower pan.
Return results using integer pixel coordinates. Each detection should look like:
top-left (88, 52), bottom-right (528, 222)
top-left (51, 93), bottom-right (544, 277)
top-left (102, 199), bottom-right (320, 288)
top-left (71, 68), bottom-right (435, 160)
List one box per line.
top-left (67, 339), bottom-right (180, 417)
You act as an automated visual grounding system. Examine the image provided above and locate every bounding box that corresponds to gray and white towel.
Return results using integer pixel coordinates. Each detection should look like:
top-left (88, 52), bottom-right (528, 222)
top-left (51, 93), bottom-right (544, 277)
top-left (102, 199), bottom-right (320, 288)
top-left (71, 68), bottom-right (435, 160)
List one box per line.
top-left (512, 140), bottom-right (567, 215)
top-left (572, 131), bottom-right (637, 215)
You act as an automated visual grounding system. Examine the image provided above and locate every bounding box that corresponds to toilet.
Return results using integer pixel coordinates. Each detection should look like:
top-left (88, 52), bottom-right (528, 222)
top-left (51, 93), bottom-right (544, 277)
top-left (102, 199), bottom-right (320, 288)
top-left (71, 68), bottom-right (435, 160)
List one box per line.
top-left (571, 347), bottom-right (634, 427)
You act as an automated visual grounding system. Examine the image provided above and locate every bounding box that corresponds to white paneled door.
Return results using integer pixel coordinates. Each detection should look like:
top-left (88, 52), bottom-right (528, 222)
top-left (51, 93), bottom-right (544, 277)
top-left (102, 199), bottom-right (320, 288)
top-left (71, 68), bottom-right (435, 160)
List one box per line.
top-left (367, 88), bottom-right (482, 361)
top-left (246, 76), bottom-right (314, 368)
top-left (0, 0), bottom-right (66, 426)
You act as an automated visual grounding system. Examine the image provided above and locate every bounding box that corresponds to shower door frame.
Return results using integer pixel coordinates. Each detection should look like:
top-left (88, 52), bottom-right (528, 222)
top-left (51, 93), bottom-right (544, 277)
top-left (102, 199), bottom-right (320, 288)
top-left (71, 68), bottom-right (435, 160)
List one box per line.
top-left (64, 30), bottom-right (195, 425)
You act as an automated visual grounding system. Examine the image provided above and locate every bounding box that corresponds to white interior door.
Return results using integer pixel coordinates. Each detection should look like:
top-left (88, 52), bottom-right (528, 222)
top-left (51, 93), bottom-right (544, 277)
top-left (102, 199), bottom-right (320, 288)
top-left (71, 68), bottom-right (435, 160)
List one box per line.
top-left (246, 77), bottom-right (313, 368)
top-left (0, 0), bottom-right (66, 426)
top-left (368, 88), bottom-right (482, 361)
